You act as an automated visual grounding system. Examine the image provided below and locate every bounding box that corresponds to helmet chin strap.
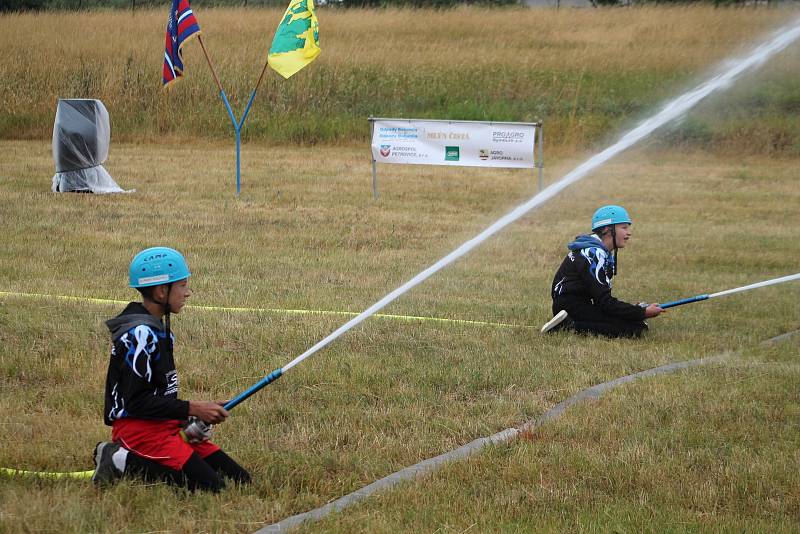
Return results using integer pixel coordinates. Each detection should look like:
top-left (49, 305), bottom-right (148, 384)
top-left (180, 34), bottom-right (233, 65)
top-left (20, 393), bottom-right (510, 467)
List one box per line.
top-left (610, 225), bottom-right (618, 275)
top-left (155, 283), bottom-right (174, 352)
top-left (164, 284), bottom-right (172, 350)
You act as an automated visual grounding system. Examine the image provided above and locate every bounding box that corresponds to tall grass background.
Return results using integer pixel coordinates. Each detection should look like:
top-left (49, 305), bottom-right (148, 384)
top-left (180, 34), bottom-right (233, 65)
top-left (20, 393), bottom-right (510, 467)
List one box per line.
top-left (1, 6), bottom-right (799, 153)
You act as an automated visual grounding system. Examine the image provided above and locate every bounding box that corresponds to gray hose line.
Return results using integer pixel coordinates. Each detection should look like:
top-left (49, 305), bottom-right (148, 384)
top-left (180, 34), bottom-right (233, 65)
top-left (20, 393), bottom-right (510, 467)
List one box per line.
top-left (256, 329), bottom-right (798, 533)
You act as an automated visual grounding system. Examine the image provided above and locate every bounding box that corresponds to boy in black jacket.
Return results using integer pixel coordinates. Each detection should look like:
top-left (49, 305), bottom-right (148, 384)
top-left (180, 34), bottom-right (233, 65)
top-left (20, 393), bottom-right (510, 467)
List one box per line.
top-left (541, 205), bottom-right (663, 338)
top-left (92, 247), bottom-right (250, 491)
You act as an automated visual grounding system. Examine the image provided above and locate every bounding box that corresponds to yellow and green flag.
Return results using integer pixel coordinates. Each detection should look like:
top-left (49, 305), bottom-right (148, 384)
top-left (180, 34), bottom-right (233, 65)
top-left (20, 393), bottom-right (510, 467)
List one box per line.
top-left (267, 0), bottom-right (321, 79)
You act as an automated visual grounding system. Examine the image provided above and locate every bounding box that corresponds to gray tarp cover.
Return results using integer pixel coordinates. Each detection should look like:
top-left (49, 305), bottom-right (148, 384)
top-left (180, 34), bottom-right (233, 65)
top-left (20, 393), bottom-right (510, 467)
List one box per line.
top-left (51, 99), bottom-right (131, 193)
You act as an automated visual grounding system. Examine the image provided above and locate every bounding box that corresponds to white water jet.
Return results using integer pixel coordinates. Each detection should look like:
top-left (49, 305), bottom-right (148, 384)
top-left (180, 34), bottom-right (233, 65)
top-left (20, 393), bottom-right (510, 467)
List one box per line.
top-left (279, 18), bottom-right (800, 373)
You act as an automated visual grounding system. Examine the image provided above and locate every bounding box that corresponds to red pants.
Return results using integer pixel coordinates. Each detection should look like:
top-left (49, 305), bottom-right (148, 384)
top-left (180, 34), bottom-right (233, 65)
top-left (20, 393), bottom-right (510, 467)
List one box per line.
top-left (112, 418), bottom-right (220, 471)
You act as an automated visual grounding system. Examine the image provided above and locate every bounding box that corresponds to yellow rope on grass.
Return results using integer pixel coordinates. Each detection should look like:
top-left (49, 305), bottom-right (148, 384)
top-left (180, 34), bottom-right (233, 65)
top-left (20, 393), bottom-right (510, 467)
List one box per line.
top-left (0, 290), bottom-right (532, 329)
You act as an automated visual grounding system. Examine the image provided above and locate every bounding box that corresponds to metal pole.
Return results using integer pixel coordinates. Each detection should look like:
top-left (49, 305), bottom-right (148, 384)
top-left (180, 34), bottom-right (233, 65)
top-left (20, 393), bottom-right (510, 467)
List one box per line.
top-left (371, 158), bottom-right (378, 200)
top-left (240, 89), bottom-right (258, 129)
top-left (251, 58), bottom-right (271, 100)
top-left (237, 57), bottom-right (270, 138)
top-left (536, 122), bottom-right (544, 192)
top-left (199, 37), bottom-right (272, 197)
top-left (370, 118), bottom-right (378, 199)
top-left (197, 36), bottom-right (224, 95)
top-left (531, 127), bottom-right (536, 191)
top-left (219, 91), bottom-right (241, 197)
top-left (199, 36), bottom-right (248, 197)
top-left (235, 129), bottom-right (242, 197)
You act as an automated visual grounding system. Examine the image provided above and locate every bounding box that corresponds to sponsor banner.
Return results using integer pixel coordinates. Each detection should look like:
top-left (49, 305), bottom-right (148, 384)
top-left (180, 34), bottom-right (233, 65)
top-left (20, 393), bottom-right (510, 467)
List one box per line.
top-left (371, 119), bottom-right (537, 169)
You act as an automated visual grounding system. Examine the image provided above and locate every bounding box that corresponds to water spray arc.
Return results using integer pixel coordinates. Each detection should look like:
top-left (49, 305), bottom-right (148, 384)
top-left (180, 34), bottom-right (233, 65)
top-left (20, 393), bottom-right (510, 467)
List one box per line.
top-left (659, 273), bottom-right (800, 309)
top-left (223, 19), bottom-right (800, 412)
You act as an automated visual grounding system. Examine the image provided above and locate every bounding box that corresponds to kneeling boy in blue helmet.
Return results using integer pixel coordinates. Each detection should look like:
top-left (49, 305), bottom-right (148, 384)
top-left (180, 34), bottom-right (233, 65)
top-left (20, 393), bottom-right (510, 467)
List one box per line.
top-left (92, 247), bottom-right (251, 491)
top-left (541, 205), bottom-right (664, 338)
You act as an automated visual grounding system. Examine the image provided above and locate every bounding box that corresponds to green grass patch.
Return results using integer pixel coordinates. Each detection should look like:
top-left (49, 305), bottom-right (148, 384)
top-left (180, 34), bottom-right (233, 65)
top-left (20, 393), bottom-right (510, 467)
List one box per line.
top-left (0, 139), bottom-right (798, 530)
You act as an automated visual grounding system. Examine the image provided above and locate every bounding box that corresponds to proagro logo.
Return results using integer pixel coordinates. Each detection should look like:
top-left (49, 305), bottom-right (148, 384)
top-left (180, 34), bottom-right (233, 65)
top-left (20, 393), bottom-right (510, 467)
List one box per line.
top-left (445, 146), bottom-right (460, 161)
top-left (479, 149), bottom-right (489, 161)
top-left (492, 130), bottom-right (526, 142)
top-left (379, 144), bottom-right (391, 157)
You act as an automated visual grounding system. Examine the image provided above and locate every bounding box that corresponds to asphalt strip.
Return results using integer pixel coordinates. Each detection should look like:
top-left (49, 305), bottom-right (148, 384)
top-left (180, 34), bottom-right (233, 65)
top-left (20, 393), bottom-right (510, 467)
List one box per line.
top-left (256, 329), bottom-right (799, 533)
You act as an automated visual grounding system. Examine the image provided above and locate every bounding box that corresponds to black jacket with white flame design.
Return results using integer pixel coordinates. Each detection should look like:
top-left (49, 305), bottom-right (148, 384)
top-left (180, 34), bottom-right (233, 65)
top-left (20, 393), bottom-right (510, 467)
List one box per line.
top-left (550, 234), bottom-right (646, 321)
top-left (102, 302), bottom-right (190, 426)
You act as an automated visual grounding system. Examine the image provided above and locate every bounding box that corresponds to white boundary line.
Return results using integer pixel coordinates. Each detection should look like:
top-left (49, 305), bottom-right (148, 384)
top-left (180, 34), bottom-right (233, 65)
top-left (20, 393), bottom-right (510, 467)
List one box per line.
top-left (256, 329), bottom-right (799, 533)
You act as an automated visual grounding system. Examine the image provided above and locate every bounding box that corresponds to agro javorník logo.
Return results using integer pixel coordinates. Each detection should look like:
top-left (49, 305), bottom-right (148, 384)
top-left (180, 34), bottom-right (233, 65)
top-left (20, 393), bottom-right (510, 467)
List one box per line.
top-left (445, 146), bottom-right (460, 161)
top-left (479, 149), bottom-right (489, 161)
top-left (380, 144), bottom-right (391, 157)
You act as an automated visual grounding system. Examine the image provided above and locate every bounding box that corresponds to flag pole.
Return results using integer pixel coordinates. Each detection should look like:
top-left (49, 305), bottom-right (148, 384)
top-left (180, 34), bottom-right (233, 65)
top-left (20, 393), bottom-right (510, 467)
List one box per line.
top-left (185, 0), bottom-right (320, 197)
top-left (241, 59), bottom-right (270, 125)
top-left (197, 35), bottom-right (245, 197)
top-left (231, 59), bottom-right (269, 179)
top-left (254, 59), bottom-right (271, 95)
top-left (197, 35), bottom-right (223, 94)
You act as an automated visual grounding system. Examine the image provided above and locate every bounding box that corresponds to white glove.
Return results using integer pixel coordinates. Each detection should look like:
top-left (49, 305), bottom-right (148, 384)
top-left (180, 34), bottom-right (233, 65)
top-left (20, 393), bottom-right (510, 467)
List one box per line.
top-left (181, 417), bottom-right (214, 443)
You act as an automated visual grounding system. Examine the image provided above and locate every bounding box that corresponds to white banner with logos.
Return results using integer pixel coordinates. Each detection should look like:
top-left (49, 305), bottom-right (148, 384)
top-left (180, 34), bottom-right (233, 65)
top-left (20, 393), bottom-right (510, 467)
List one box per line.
top-left (370, 119), bottom-right (537, 169)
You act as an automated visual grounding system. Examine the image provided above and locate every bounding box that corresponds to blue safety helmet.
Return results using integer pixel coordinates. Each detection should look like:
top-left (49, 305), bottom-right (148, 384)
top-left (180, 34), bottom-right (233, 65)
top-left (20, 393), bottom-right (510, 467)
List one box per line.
top-left (129, 247), bottom-right (191, 288)
top-left (591, 205), bottom-right (632, 231)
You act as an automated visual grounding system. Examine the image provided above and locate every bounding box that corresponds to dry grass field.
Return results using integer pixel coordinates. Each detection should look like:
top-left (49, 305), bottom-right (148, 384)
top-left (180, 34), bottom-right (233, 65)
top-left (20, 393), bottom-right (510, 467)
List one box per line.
top-left (0, 5), bottom-right (799, 533)
top-left (1, 6), bottom-right (798, 150)
top-left (1, 139), bottom-right (799, 531)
